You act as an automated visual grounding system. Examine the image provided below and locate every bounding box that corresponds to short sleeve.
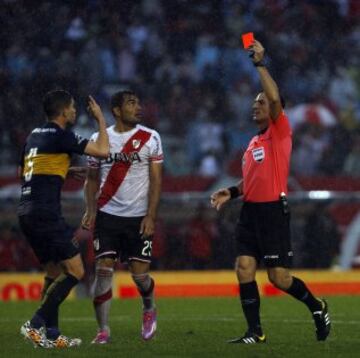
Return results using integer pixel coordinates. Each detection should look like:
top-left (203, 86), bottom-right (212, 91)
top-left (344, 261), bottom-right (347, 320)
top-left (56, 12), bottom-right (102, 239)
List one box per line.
top-left (273, 111), bottom-right (292, 139)
top-left (149, 131), bottom-right (164, 163)
top-left (60, 130), bottom-right (89, 155)
top-left (86, 132), bottom-right (100, 168)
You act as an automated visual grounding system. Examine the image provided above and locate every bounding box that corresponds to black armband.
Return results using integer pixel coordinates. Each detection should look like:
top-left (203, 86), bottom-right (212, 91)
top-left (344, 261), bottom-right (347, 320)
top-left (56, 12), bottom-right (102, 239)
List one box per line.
top-left (228, 186), bottom-right (240, 199)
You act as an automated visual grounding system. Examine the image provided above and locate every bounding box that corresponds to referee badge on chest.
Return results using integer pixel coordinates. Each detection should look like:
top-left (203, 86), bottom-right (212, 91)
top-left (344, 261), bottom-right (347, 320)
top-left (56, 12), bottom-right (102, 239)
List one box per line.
top-left (252, 147), bottom-right (265, 162)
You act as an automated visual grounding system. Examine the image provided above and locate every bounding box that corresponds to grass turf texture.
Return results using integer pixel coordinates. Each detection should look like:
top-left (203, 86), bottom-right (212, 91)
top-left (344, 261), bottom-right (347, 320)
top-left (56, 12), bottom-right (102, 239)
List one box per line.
top-left (1, 296), bottom-right (359, 357)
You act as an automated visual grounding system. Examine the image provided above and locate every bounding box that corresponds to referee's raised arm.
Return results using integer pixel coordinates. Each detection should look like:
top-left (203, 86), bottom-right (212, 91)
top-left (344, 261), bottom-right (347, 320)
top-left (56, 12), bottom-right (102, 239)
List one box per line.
top-left (248, 39), bottom-right (282, 121)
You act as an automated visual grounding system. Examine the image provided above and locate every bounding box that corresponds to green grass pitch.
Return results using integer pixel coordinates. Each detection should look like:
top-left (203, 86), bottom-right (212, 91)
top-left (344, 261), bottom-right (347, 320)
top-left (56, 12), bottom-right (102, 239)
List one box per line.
top-left (1, 296), bottom-right (359, 357)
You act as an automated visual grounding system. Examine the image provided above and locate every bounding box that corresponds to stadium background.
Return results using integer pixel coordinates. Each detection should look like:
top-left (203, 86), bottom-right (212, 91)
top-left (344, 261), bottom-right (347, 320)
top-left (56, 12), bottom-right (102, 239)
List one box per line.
top-left (0, 0), bottom-right (359, 304)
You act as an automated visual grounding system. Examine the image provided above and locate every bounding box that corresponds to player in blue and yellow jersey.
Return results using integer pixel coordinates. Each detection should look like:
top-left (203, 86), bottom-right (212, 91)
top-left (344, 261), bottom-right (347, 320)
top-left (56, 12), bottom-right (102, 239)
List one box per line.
top-left (18, 90), bottom-right (109, 348)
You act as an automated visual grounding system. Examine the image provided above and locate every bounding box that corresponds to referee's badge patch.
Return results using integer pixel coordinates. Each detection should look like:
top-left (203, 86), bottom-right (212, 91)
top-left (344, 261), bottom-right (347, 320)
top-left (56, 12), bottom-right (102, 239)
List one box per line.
top-left (252, 147), bottom-right (265, 162)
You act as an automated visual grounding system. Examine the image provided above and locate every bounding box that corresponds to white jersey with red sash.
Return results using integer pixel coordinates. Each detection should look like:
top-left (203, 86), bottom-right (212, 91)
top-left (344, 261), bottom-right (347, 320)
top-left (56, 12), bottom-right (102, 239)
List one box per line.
top-left (88, 124), bottom-right (163, 217)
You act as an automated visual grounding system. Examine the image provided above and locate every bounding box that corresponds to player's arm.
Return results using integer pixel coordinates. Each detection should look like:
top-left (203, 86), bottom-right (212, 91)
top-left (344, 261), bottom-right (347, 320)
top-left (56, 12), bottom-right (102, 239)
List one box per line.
top-left (67, 166), bottom-right (87, 180)
top-left (84, 96), bottom-right (110, 158)
top-left (210, 179), bottom-right (243, 211)
top-left (82, 167), bottom-right (100, 230)
top-left (250, 40), bottom-right (282, 121)
top-left (140, 161), bottom-right (162, 238)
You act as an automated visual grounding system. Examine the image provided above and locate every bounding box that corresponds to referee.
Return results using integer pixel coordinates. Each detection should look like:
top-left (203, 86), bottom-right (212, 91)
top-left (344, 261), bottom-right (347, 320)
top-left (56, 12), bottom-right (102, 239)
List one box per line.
top-left (210, 38), bottom-right (331, 344)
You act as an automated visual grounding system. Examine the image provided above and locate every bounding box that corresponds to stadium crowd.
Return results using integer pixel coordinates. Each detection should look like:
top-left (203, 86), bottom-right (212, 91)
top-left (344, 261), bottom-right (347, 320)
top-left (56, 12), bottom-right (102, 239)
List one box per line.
top-left (0, 0), bottom-right (359, 272)
top-left (0, 0), bottom-right (359, 175)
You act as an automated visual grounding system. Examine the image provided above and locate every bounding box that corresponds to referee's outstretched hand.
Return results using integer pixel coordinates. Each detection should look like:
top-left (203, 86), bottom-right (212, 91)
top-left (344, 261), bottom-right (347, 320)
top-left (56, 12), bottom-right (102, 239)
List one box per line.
top-left (210, 188), bottom-right (231, 211)
top-left (248, 39), bottom-right (265, 64)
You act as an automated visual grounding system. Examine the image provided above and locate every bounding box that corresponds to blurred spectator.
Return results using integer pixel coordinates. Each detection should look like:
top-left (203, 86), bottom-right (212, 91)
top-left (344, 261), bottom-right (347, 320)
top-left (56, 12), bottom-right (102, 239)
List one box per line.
top-left (198, 150), bottom-right (221, 177)
top-left (329, 67), bottom-right (358, 111)
top-left (0, 0), bottom-right (358, 180)
top-left (151, 219), bottom-right (167, 270)
top-left (65, 16), bottom-right (87, 42)
top-left (164, 146), bottom-right (191, 176)
top-left (343, 132), bottom-right (360, 176)
top-left (127, 18), bottom-right (149, 54)
top-left (78, 40), bottom-right (104, 96)
top-left (302, 204), bottom-right (340, 268)
top-left (185, 205), bottom-right (218, 269)
top-left (319, 124), bottom-right (351, 175)
top-left (0, 224), bottom-right (39, 271)
top-left (0, 224), bottom-right (18, 271)
top-left (291, 123), bottom-right (329, 175)
top-left (0, 0), bottom-right (359, 274)
top-left (117, 39), bottom-right (137, 83)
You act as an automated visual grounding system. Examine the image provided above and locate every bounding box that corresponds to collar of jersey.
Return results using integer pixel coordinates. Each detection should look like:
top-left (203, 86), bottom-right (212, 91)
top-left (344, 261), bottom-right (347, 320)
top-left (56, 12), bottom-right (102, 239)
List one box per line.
top-left (256, 126), bottom-right (271, 140)
top-left (110, 124), bottom-right (139, 135)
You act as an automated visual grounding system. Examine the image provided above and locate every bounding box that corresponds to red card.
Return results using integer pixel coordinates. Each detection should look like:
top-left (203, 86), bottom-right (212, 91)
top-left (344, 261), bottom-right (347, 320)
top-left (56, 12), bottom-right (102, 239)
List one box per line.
top-left (242, 32), bottom-right (254, 49)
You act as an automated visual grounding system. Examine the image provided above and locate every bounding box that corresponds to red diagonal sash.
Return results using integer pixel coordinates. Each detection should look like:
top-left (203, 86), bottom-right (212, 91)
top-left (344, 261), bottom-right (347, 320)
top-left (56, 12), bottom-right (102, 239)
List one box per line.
top-left (98, 129), bottom-right (152, 209)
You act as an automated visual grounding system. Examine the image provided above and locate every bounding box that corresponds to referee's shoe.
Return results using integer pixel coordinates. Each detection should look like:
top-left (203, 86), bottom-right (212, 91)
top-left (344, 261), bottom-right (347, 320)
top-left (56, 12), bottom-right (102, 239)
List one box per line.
top-left (227, 331), bottom-right (266, 344)
top-left (312, 299), bottom-right (331, 341)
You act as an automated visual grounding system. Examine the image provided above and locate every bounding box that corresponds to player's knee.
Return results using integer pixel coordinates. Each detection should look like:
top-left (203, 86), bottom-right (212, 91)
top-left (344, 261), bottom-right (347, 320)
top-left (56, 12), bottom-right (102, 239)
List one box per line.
top-left (74, 265), bottom-right (85, 280)
top-left (45, 266), bottom-right (62, 280)
top-left (67, 263), bottom-right (85, 280)
top-left (235, 258), bottom-right (255, 282)
top-left (268, 271), bottom-right (291, 290)
top-left (94, 265), bottom-right (114, 299)
top-left (97, 257), bottom-right (115, 269)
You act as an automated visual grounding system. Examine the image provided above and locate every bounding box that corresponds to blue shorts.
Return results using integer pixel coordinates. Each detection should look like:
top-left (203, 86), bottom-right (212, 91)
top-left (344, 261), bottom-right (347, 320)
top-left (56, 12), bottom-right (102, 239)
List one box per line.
top-left (18, 213), bottom-right (79, 265)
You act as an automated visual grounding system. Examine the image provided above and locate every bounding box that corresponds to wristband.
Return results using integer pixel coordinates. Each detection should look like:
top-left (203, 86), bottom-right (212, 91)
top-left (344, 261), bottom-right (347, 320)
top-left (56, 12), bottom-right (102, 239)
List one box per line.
top-left (254, 60), bottom-right (265, 67)
top-left (228, 186), bottom-right (240, 199)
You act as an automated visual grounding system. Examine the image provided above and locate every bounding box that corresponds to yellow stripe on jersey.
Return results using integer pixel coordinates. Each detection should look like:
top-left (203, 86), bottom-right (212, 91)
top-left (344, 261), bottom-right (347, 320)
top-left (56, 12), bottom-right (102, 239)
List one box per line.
top-left (23, 153), bottom-right (70, 179)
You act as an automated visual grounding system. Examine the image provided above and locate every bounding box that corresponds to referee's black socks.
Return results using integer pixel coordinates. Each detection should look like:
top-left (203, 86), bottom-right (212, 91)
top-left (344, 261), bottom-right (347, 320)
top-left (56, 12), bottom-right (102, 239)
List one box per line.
top-left (285, 276), bottom-right (322, 312)
top-left (239, 281), bottom-right (263, 336)
top-left (30, 273), bottom-right (79, 329)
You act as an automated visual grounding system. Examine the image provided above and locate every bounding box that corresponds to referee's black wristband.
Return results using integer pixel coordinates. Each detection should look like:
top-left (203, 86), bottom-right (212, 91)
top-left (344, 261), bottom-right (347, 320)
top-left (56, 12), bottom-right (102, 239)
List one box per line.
top-left (228, 186), bottom-right (240, 199)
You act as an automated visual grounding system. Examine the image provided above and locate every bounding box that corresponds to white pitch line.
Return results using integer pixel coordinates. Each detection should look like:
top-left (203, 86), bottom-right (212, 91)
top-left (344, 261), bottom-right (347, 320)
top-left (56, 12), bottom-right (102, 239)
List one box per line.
top-left (1, 317), bottom-right (360, 324)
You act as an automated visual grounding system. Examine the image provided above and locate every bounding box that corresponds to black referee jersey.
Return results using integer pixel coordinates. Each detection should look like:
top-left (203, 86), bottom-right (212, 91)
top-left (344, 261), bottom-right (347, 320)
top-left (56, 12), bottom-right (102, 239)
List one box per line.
top-left (17, 122), bottom-right (88, 217)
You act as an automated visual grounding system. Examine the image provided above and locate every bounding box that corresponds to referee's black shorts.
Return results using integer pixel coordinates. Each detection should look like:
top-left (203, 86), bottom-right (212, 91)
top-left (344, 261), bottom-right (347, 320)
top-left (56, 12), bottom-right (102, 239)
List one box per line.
top-left (235, 201), bottom-right (293, 268)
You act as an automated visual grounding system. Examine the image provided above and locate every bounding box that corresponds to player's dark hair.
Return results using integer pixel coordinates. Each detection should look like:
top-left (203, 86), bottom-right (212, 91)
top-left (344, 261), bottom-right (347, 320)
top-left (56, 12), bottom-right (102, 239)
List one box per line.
top-left (43, 90), bottom-right (73, 119)
top-left (110, 90), bottom-right (137, 111)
